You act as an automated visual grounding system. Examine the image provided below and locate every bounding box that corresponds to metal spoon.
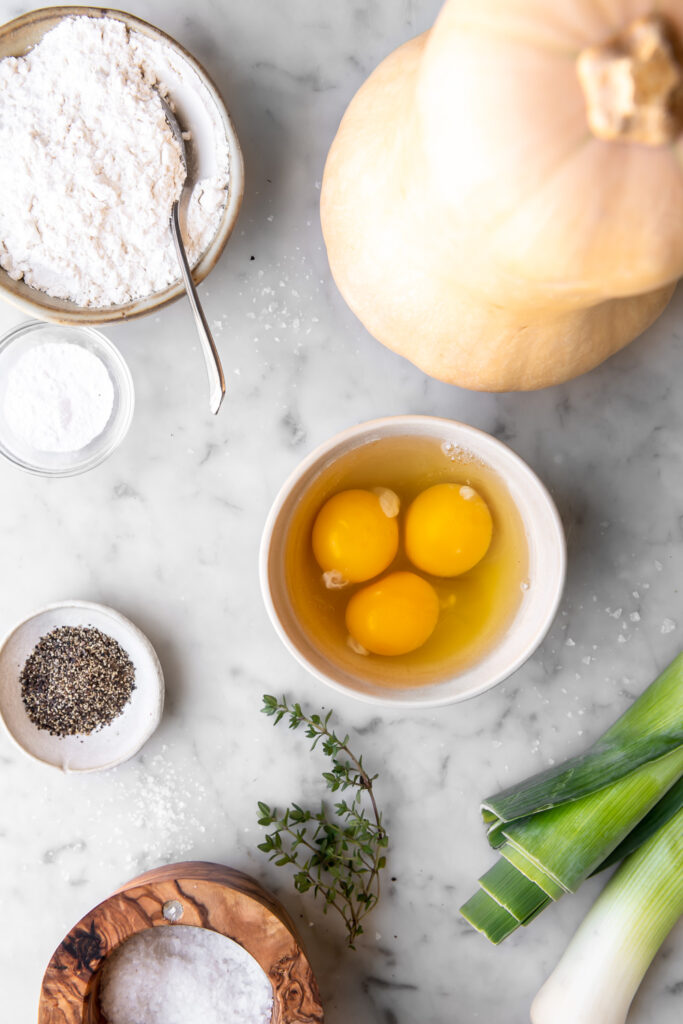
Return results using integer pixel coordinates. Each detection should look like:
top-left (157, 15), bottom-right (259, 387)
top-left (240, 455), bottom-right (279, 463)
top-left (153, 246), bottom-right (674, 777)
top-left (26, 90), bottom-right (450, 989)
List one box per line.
top-left (160, 95), bottom-right (226, 415)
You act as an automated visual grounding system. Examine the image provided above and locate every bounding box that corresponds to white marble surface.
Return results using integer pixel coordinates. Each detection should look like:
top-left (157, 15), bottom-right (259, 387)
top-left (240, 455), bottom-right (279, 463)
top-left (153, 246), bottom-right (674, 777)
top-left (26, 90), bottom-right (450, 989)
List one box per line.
top-left (0, 2), bottom-right (682, 1021)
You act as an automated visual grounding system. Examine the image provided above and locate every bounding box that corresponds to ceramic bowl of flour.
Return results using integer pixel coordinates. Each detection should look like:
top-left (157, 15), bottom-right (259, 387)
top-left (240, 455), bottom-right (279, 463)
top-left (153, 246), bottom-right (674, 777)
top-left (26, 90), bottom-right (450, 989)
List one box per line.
top-left (0, 321), bottom-right (134, 476)
top-left (0, 7), bottom-right (244, 324)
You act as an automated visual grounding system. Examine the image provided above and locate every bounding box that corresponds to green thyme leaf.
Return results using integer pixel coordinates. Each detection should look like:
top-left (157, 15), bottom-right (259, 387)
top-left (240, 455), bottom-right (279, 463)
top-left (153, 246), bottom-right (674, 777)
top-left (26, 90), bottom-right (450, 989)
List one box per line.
top-left (256, 695), bottom-right (388, 948)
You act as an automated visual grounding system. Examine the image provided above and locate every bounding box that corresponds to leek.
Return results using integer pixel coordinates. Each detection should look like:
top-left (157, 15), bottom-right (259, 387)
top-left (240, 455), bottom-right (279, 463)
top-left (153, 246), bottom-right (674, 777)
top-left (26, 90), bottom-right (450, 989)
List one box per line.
top-left (483, 652), bottom-right (683, 825)
top-left (461, 652), bottom-right (683, 942)
top-left (530, 805), bottom-right (683, 1024)
top-left (593, 775), bottom-right (683, 873)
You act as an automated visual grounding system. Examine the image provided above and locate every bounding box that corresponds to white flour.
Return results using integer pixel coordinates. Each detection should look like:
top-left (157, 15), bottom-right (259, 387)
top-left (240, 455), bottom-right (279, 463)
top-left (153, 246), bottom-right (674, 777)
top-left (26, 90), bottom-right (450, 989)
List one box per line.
top-left (0, 16), bottom-right (229, 306)
top-left (4, 342), bottom-right (114, 452)
top-left (99, 926), bottom-right (273, 1024)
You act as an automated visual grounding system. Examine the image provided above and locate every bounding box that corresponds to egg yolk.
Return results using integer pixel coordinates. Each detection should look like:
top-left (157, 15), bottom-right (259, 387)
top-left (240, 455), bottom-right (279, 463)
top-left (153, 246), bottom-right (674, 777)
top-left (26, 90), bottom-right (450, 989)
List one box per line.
top-left (312, 489), bottom-right (399, 583)
top-left (345, 571), bottom-right (440, 656)
top-left (405, 483), bottom-right (493, 577)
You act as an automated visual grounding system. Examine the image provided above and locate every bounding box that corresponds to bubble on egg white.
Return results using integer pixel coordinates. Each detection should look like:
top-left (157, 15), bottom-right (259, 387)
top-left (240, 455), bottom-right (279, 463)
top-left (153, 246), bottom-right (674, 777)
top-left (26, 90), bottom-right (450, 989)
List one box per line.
top-left (347, 635), bottom-right (369, 656)
top-left (373, 487), bottom-right (400, 518)
top-left (520, 579), bottom-right (530, 592)
top-left (441, 440), bottom-right (468, 462)
top-left (322, 570), bottom-right (349, 590)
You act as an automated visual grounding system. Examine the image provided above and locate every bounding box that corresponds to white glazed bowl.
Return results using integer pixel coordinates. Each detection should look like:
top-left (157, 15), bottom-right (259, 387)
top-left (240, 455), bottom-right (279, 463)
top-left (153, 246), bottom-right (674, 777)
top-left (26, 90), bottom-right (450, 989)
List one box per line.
top-left (0, 320), bottom-right (134, 476)
top-left (260, 416), bottom-right (566, 709)
top-left (0, 601), bottom-right (164, 771)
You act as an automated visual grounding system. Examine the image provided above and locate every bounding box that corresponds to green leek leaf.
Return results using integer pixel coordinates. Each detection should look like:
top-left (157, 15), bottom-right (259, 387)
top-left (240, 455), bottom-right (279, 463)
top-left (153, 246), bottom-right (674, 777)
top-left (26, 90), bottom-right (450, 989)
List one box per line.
top-left (483, 653), bottom-right (683, 825)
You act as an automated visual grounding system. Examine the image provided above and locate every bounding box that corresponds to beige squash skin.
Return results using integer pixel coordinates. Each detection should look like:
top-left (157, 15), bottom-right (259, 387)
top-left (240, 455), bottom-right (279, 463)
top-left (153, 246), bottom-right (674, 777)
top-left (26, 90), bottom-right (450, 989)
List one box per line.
top-left (321, 3), bottom-right (683, 391)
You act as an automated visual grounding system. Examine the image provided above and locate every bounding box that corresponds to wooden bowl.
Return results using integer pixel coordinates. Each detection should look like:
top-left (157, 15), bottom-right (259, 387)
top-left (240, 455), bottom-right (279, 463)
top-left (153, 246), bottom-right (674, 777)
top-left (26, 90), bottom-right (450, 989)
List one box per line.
top-left (0, 7), bottom-right (244, 325)
top-left (38, 862), bottom-right (324, 1023)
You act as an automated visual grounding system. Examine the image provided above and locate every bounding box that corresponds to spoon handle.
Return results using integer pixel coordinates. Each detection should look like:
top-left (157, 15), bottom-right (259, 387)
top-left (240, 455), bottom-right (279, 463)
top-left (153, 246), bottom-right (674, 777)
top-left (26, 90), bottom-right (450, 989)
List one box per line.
top-left (169, 201), bottom-right (226, 415)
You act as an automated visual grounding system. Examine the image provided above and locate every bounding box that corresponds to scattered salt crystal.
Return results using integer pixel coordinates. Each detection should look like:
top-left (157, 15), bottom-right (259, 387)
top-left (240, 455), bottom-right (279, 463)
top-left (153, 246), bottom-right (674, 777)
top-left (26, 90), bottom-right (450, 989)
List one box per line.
top-left (618, 634), bottom-right (628, 643)
top-left (661, 618), bottom-right (677, 634)
top-left (565, 638), bottom-right (575, 647)
top-left (630, 612), bottom-right (640, 622)
top-left (655, 560), bottom-right (663, 571)
top-left (610, 608), bottom-right (623, 619)
top-left (100, 926), bottom-right (273, 1024)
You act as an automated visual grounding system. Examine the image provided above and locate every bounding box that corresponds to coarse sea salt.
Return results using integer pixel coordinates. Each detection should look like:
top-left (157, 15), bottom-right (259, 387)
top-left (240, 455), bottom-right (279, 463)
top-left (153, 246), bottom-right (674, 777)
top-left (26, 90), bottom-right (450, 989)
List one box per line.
top-left (99, 925), bottom-right (273, 1024)
top-left (0, 16), bottom-right (229, 306)
top-left (4, 341), bottom-right (114, 452)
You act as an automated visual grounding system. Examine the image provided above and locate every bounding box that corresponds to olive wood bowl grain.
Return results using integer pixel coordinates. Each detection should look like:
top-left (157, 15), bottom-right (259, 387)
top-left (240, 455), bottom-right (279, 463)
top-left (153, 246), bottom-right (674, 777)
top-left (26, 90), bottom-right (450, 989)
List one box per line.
top-left (38, 861), bottom-right (324, 1024)
top-left (0, 6), bottom-right (244, 325)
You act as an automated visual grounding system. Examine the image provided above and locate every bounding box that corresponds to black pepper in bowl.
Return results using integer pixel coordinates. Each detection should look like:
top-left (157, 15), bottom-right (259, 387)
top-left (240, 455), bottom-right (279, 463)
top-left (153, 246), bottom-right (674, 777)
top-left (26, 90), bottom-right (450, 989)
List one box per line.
top-left (20, 625), bottom-right (136, 737)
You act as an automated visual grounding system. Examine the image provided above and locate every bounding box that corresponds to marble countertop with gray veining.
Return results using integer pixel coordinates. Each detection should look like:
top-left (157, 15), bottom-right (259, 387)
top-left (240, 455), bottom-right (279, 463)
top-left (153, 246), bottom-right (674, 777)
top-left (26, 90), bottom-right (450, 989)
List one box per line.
top-left (0, 2), bottom-right (681, 1021)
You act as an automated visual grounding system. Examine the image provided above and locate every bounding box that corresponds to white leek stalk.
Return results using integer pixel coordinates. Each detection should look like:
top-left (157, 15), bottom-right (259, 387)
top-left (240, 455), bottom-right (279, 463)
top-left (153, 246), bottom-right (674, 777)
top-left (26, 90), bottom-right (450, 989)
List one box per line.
top-left (530, 806), bottom-right (683, 1024)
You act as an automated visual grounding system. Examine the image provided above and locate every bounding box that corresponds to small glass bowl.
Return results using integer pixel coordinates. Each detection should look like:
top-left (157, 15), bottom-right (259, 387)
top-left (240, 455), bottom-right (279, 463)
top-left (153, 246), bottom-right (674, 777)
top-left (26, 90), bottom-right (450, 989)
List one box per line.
top-left (0, 320), bottom-right (134, 477)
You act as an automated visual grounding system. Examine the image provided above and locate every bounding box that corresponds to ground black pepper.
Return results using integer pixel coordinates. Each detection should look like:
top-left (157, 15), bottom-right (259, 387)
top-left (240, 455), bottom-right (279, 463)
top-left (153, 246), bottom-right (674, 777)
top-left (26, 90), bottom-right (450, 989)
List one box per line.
top-left (20, 625), bottom-right (136, 736)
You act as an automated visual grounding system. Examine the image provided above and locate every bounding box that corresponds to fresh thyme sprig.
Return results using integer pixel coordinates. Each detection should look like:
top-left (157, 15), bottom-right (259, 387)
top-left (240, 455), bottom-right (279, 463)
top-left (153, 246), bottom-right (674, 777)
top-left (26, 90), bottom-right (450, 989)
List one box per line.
top-left (257, 695), bottom-right (388, 948)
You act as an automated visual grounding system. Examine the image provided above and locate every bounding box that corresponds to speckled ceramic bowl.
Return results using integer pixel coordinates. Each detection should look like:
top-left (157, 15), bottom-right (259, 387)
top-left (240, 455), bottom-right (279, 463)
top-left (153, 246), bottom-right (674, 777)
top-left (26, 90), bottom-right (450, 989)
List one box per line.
top-left (0, 6), bottom-right (244, 324)
top-left (0, 600), bottom-right (164, 772)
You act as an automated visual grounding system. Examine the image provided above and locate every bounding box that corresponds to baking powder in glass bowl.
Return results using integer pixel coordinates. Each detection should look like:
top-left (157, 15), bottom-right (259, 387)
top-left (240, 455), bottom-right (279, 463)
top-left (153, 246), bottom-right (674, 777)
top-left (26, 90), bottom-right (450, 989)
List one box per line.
top-left (0, 321), bottom-right (134, 476)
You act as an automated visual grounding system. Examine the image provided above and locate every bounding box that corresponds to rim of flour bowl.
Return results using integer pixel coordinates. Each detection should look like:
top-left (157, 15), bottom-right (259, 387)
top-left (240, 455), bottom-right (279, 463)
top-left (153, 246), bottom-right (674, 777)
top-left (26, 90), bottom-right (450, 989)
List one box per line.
top-left (0, 6), bottom-right (245, 325)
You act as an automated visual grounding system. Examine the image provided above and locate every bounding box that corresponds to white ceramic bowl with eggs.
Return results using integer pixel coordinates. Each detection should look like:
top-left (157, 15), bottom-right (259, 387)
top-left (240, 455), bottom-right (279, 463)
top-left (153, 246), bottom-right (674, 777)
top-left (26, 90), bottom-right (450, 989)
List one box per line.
top-left (260, 416), bottom-right (566, 709)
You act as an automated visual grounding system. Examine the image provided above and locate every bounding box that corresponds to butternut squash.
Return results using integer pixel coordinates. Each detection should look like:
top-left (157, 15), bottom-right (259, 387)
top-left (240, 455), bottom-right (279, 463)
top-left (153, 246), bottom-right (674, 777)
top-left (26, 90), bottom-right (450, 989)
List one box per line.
top-left (321, 1), bottom-right (683, 391)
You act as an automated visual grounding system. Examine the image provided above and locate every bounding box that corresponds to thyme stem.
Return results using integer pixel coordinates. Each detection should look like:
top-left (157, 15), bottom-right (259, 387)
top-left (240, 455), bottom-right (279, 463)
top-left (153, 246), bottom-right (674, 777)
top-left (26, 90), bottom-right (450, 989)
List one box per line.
top-left (256, 695), bottom-right (388, 947)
